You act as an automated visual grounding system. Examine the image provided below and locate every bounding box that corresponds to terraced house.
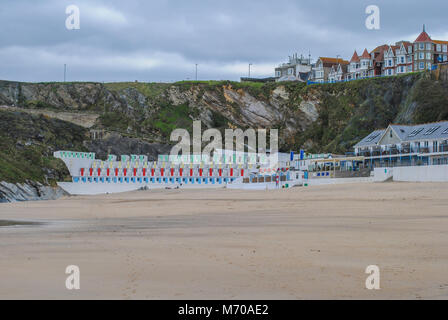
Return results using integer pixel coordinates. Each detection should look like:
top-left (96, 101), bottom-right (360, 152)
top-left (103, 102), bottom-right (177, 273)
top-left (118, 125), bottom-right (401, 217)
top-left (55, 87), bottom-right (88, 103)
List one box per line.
top-left (311, 57), bottom-right (346, 83)
top-left (328, 61), bottom-right (349, 82)
top-left (354, 121), bottom-right (448, 168)
top-left (383, 41), bottom-right (413, 76)
top-left (345, 49), bottom-right (371, 80)
top-left (275, 53), bottom-right (312, 82)
top-left (300, 25), bottom-right (448, 83)
top-left (413, 25), bottom-right (448, 71)
top-left (369, 44), bottom-right (389, 76)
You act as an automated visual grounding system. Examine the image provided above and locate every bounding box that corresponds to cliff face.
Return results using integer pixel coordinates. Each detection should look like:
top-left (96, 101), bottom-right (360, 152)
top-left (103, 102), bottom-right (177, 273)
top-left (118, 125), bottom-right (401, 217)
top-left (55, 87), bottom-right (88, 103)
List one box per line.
top-left (2, 72), bottom-right (448, 154)
top-left (1, 71), bottom-right (448, 200)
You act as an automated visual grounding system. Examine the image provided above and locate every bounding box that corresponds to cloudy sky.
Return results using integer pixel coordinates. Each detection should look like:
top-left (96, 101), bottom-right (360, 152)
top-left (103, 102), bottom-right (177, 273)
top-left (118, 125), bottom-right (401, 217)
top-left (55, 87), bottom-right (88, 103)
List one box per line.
top-left (1, 0), bottom-right (447, 82)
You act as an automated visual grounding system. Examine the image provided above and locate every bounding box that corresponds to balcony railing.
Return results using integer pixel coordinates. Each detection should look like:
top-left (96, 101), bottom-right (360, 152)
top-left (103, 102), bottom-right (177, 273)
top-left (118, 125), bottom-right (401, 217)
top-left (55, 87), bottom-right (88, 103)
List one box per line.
top-left (356, 144), bottom-right (448, 157)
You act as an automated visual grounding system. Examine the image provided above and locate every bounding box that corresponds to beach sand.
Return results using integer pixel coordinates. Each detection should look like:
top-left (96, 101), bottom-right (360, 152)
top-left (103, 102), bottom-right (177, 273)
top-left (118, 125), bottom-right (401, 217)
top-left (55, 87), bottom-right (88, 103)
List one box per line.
top-left (1, 182), bottom-right (448, 299)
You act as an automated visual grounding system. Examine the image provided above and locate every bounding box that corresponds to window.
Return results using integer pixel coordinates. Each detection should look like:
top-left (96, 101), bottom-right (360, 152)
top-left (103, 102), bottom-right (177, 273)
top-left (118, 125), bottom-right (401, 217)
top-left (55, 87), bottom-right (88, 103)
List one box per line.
top-left (287, 68), bottom-right (293, 75)
top-left (400, 66), bottom-right (404, 73)
top-left (414, 44), bottom-right (418, 51)
top-left (424, 126), bottom-right (441, 135)
top-left (442, 128), bottom-right (448, 134)
top-left (437, 44), bottom-right (442, 52)
top-left (275, 71), bottom-right (281, 77)
top-left (401, 56), bottom-right (405, 64)
top-left (366, 132), bottom-right (381, 142)
top-left (419, 43), bottom-right (424, 50)
top-left (427, 62), bottom-right (432, 69)
top-left (444, 45), bottom-right (448, 53)
top-left (419, 52), bottom-right (424, 59)
top-left (426, 52), bottom-right (432, 60)
top-left (408, 128), bottom-right (424, 137)
top-left (426, 43), bottom-right (432, 50)
top-left (420, 62), bottom-right (425, 69)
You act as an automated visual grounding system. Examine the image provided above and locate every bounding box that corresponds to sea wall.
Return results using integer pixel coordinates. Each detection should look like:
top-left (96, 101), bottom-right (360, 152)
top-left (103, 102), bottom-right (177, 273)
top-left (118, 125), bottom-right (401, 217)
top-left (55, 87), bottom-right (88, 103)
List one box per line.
top-left (306, 177), bottom-right (373, 186)
top-left (392, 165), bottom-right (448, 182)
top-left (373, 167), bottom-right (394, 182)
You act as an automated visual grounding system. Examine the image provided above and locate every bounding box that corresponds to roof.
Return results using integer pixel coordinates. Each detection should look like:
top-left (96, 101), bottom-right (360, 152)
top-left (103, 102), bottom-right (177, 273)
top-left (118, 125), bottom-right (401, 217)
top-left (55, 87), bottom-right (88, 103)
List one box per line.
top-left (360, 48), bottom-right (371, 59)
top-left (415, 31), bottom-right (432, 42)
top-left (375, 50), bottom-right (385, 62)
top-left (384, 45), bottom-right (400, 57)
top-left (329, 63), bottom-right (348, 73)
top-left (389, 125), bottom-right (411, 141)
top-left (354, 129), bottom-right (385, 147)
top-left (371, 44), bottom-right (389, 53)
top-left (371, 45), bottom-right (389, 62)
top-left (433, 39), bottom-right (448, 45)
top-left (318, 57), bottom-right (349, 67)
top-left (350, 51), bottom-right (360, 62)
top-left (355, 121), bottom-right (448, 148)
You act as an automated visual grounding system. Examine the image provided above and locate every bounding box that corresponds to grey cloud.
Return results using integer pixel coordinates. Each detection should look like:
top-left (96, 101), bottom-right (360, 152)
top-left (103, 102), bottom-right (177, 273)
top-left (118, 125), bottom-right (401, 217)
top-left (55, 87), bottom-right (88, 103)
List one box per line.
top-left (1, 0), bottom-right (447, 82)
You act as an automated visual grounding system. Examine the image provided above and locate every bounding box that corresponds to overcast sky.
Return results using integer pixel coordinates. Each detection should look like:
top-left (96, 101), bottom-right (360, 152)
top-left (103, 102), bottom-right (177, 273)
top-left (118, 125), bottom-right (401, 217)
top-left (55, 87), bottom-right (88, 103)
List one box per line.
top-left (1, 0), bottom-right (447, 83)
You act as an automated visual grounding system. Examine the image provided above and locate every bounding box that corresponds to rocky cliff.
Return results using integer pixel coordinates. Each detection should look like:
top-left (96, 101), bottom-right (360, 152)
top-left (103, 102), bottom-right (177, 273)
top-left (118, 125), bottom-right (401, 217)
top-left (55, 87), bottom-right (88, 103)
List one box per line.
top-left (1, 70), bottom-right (448, 201)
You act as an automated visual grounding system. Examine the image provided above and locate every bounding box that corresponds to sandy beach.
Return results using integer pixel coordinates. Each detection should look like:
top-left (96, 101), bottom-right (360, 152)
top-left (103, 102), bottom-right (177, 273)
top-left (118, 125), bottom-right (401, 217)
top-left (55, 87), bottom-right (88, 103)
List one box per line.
top-left (1, 182), bottom-right (448, 299)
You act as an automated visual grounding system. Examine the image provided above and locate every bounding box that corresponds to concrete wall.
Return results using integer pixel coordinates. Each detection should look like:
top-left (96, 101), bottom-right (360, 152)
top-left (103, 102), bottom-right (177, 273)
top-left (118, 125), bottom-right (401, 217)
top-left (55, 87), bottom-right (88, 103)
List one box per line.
top-left (373, 167), bottom-right (393, 182)
top-left (306, 177), bottom-right (373, 186)
top-left (392, 165), bottom-right (448, 182)
top-left (373, 165), bottom-right (448, 182)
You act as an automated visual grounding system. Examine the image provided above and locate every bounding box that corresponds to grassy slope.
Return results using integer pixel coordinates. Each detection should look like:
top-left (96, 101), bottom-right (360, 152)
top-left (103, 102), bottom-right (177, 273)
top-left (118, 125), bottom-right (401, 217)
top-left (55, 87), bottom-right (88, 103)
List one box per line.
top-left (2, 73), bottom-right (448, 185)
top-left (285, 72), bottom-right (448, 153)
top-left (0, 110), bottom-right (88, 184)
top-left (104, 75), bottom-right (448, 154)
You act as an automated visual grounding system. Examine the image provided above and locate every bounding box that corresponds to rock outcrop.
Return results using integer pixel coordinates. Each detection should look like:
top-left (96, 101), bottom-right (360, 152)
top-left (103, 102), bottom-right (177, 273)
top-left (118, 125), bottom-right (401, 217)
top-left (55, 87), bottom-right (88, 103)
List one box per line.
top-left (1, 71), bottom-right (448, 201)
top-left (0, 181), bottom-right (67, 203)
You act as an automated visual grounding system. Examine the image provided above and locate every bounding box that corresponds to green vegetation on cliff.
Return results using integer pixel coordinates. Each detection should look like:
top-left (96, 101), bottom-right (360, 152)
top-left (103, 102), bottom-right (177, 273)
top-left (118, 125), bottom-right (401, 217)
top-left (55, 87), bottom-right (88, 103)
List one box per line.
top-left (0, 110), bottom-right (88, 184)
top-left (285, 72), bottom-right (448, 153)
top-left (99, 73), bottom-right (448, 154)
top-left (1, 70), bottom-right (448, 185)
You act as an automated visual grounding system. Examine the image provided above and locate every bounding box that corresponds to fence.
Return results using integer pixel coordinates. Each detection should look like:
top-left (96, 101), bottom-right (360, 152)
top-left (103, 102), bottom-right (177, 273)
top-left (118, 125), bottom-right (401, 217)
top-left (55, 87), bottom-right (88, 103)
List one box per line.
top-left (306, 63), bottom-right (448, 86)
